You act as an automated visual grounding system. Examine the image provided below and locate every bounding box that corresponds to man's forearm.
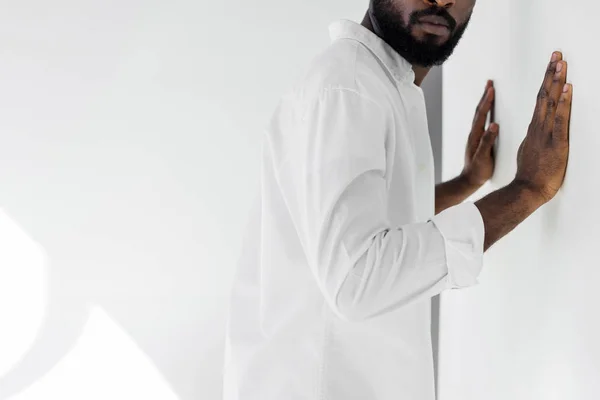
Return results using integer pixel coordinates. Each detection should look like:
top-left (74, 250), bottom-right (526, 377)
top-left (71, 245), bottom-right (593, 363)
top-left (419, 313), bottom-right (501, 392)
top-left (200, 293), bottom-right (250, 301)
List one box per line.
top-left (435, 175), bottom-right (482, 214)
top-left (474, 180), bottom-right (546, 251)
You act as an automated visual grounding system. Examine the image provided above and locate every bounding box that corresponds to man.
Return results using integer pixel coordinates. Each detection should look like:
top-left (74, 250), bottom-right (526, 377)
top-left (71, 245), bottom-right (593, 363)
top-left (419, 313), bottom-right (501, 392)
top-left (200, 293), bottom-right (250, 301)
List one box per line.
top-left (223, 0), bottom-right (572, 399)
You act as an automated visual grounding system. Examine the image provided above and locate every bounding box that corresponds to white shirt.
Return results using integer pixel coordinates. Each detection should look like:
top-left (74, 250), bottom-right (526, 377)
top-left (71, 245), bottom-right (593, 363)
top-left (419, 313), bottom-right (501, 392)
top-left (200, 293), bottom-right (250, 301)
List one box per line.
top-left (223, 19), bottom-right (485, 400)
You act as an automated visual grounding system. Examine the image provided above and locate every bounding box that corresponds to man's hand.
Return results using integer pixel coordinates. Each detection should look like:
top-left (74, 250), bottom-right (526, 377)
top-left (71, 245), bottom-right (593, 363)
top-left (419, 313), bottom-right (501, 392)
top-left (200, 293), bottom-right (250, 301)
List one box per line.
top-left (461, 80), bottom-right (499, 187)
top-left (474, 51), bottom-right (573, 251)
top-left (515, 51), bottom-right (572, 204)
top-left (435, 81), bottom-right (499, 214)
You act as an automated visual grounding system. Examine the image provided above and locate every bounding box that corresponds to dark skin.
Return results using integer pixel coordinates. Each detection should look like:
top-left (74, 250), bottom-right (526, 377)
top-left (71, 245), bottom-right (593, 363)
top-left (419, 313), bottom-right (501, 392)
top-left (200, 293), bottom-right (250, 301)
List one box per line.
top-left (363, 0), bottom-right (476, 86)
top-left (363, 1), bottom-right (573, 251)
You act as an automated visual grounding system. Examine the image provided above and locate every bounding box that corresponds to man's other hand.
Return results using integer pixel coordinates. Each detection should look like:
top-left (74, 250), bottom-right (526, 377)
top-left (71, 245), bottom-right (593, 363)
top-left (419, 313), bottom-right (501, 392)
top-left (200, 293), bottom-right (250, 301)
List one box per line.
top-left (461, 80), bottom-right (499, 187)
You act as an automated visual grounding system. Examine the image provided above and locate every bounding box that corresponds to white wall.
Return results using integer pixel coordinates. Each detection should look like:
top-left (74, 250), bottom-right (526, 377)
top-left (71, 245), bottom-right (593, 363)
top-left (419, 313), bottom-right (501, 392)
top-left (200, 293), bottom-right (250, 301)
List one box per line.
top-left (0, 1), bottom-right (365, 399)
top-left (438, 2), bottom-right (600, 399)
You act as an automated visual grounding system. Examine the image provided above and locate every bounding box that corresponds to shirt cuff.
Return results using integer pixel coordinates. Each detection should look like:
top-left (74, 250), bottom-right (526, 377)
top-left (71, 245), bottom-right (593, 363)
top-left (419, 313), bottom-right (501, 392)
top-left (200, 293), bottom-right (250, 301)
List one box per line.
top-left (429, 201), bottom-right (485, 289)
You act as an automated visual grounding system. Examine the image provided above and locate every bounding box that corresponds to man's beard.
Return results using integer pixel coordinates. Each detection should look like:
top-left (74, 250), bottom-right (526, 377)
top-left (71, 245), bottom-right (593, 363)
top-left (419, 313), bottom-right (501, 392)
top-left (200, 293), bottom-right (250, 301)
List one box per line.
top-left (369, 0), bottom-right (471, 67)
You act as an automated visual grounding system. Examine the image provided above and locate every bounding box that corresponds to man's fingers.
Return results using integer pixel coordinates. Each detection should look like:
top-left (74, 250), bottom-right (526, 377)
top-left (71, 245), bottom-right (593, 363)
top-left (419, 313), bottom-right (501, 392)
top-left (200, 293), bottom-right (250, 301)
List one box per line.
top-left (545, 60), bottom-right (568, 130)
top-left (470, 82), bottom-right (494, 147)
top-left (553, 83), bottom-right (573, 142)
top-left (477, 80), bottom-right (493, 107)
top-left (535, 51), bottom-right (562, 118)
top-left (473, 86), bottom-right (494, 130)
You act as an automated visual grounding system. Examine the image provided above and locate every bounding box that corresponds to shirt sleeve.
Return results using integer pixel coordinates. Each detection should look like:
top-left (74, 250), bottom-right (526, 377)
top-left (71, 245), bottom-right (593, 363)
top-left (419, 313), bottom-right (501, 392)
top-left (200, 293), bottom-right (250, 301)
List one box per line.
top-left (271, 87), bottom-right (485, 321)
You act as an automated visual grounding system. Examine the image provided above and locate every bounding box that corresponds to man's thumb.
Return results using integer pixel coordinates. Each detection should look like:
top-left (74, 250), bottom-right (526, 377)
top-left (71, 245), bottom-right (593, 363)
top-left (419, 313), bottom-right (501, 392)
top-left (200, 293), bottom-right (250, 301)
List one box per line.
top-left (477, 123), bottom-right (499, 154)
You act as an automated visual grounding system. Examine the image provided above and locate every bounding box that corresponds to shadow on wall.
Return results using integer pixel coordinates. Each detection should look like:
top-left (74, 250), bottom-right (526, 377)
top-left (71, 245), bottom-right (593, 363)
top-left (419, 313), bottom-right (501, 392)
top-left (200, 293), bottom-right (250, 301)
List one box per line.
top-left (0, 225), bottom-right (181, 398)
top-left (0, 213), bottom-right (86, 397)
top-left (0, 148), bottom-right (231, 400)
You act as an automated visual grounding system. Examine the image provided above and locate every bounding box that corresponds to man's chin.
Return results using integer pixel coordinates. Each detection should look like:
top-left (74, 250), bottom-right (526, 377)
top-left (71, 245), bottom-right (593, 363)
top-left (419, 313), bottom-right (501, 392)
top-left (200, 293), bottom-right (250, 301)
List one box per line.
top-left (411, 32), bottom-right (450, 47)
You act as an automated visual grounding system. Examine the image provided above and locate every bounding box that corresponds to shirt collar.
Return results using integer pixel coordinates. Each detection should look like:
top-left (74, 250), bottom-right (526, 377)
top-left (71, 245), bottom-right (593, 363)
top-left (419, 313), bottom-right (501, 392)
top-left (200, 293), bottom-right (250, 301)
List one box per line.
top-left (328, 19), bottom-right (415, 85)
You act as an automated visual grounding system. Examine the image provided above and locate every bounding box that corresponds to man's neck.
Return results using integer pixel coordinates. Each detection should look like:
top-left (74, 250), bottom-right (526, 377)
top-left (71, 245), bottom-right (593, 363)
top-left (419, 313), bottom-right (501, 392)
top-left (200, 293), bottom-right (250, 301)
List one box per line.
top-left (360, 12), bottom-right (430, 87)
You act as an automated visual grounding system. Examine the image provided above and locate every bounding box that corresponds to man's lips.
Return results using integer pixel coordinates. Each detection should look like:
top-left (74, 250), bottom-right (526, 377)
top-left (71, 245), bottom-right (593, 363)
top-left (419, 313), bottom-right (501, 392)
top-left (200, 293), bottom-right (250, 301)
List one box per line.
top-left (416, 15), bottom-right (451, 36)
top-left (417, 15), bottom-right (450, 28)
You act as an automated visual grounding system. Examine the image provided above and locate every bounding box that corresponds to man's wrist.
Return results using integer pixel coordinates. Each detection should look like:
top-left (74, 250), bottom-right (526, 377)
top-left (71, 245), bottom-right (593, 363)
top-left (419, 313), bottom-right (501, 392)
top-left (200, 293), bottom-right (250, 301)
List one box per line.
top-left (458, 171), bottom-right (485, 192)
top-left (506, 179), bottom-right (548, 210)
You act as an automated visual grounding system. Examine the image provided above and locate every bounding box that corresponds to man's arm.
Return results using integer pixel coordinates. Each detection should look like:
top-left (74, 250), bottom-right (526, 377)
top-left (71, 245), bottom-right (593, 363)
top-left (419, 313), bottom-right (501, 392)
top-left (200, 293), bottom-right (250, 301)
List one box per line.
top-left (474, 181), bottom-right (545, 251)
top-left (435, 174), bottom-right (482, 214)
top-left (476, 52), bottom-right (572, 251)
